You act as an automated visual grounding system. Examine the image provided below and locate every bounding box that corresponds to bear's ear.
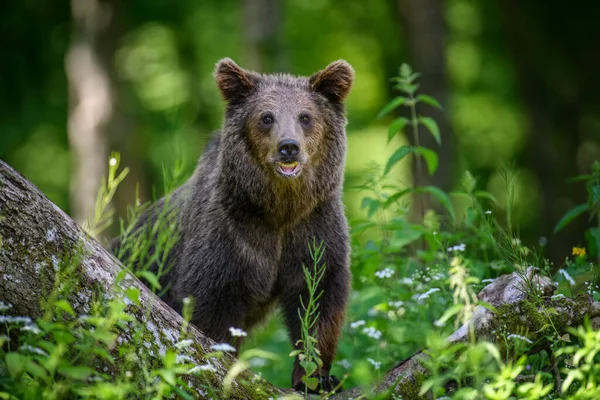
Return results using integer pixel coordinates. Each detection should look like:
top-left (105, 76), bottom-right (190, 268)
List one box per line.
top-left (309, 60), bottom-right (354, 103)
top-left (214, 58), bottom-right (259, 102)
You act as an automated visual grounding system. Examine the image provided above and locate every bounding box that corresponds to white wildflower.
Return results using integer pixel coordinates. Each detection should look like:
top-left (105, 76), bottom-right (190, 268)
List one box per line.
top-left (558, 269), bottom-right (576, 286)
top-left (349, 320), bottom-right (366, 329)
top-left (447, 244), bottom-right (466, 252)
top-left (0, 301), bottom-right (13, 312)
top-left (175, 339), bottom-right (194, 349)
top-left (19, 344), bottom-right (48, 357)
top-left (249, 357), bottom-right (268, 368)
top-left (21, 324), bottom-right (41, 334)
top-left (362, 326), bottom-right (382, 340)
top-left (338, 359), bottom-right (352, 370)
top-left (375, 267), bottom-right (394, 279)
top-left (229, 327), bottom-right (247, 337)
top-left (176, 354), bottom-right (195, 364)
top-left (388, 301), bottom-right (404, 308)
top-left (190, 364), bottom-right (217, 373)
top-left (0, 316), bottom-right (32, 325)
top-left (210, 343), bottom-right (236, 352)
top-left (507, 334), bottom-right (533, 344)
top-left (367, 358), bottom-right (381, 370)
top-left (416, 288), bottom-right (440, 301)
top-left (399, 277), bottom-right (414, 285)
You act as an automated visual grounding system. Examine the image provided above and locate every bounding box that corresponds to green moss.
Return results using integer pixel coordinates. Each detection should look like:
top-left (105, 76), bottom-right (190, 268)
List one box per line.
top-left (395, 370), bottom-right (428, 400)
top-left (490, 295), bottom-right (592, 347)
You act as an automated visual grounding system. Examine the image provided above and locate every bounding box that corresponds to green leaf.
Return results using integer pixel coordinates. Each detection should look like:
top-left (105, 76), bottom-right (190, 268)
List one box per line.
top-left (300, 360), bottom-right (317, 376)
top-left (302, 376), bottom-right (320, 391)
top-left (413, 146), bottom-right (439, 175)
top-left (567, 174), bottom-right (591, 183)
top-left (417, 94), bottom-right (442, 109)
top-left (418, 117), bottom-right (441, 146)
top-left (474, 190), bottom-right (498, 204)
top-left (383, 188), bottom-right (412, 208)
top-left (54, 300), bottom-right (75, 317)
top-left (384, 146), bottom-right (412, 175)
top-left (554, 203), bottom-right (588, 233)
top-left (137, 271), bottom-right (161, 290)
top-left (377, 96), bottom-right (405, 118)
top-left (387, 117), bottom-right (410, 142)
top-left (126, 287), bottom-right (141, 306)
top-left (172, 386), bottom-right (195, 400)
top-left (350, 220), bottom-right (377, 235)
top-left (414, 186), bottom-right (456, 223)
top-left (58, 365), bottom-right (94, 380)
top-left (25, 360), bottom-right (48, 380)
top-left (5, 353), bottom-right (24, 379)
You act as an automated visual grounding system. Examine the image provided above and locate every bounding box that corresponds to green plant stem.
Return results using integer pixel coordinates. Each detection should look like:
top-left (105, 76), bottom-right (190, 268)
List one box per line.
top-left (409, 96), bottom-right (425, 223)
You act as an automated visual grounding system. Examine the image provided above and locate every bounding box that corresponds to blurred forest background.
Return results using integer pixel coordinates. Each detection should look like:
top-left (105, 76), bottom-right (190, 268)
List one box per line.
top-left (2, 0), bottom-right (600, 265)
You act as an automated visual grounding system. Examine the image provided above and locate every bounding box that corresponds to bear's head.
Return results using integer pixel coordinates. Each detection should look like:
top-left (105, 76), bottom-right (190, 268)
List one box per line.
top-left (214, 58), bottom-right (353, 183)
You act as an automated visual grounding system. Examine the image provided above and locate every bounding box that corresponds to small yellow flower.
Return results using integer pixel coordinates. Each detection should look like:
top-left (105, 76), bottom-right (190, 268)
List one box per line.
top-left (572, 247), bottom-right (586, 257)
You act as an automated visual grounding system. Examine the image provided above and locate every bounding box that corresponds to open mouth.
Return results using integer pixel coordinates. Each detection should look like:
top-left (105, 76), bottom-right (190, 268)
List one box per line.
top-left (276, 162), bottom-right (301, 177)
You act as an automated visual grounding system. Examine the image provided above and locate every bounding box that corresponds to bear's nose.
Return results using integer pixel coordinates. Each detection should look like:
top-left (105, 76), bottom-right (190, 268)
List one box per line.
top-left (278, 139), bottom-right (300, 159)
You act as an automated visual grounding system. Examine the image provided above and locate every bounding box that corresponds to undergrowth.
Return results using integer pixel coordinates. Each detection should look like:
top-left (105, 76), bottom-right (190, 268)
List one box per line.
top-left (1, 65), bottom-right (600, 399)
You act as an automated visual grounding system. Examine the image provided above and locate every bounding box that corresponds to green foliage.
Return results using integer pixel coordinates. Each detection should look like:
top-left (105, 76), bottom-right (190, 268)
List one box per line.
top-left (3, 62), bottom-right (600, 400)
top-left (290, 239), bottom-right (327, 396)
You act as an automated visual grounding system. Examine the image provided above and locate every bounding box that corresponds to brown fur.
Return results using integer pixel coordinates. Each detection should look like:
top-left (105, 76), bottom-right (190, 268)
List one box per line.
top-left (112, 58), bottom-right (354, 392)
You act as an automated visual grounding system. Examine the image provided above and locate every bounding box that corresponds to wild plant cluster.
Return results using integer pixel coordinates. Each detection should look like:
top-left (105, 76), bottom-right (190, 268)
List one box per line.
top-left (2, 65), bottom-right (600, 399)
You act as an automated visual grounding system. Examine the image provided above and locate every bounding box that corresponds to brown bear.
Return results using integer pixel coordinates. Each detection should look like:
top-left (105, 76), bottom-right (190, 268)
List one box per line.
top-left (112, 58), bottom-right (353, 392)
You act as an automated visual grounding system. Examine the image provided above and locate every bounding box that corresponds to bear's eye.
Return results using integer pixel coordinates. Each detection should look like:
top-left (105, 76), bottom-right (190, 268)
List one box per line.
top-left (262, 113), bottom-right (274, 125)
top-left (299, 113), bottom-right (311, 125)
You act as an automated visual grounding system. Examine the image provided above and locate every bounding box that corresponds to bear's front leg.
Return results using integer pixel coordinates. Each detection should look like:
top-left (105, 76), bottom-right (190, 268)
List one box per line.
top-left (277, 200), bottom-right (351, 393)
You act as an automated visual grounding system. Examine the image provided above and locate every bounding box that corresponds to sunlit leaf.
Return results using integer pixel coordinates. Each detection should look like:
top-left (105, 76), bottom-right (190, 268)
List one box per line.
top-left (377, 96), bottom-right (405, 118)
top-left (474, 190), bottom-right (498, 204)
top-left (54, 300), bottom-right (75, 317)
top-left (387, 117), bottom-right (410, 142)
top-left (383, 188), bottom-right (412, 208)
top-left (58, 365), bottom-right (94, 380)
top-left (413, 146), bottom-right (439, 175)
top-left (126, 287), bottom-right (141, 307)
top-left (137, 270), bottom-right (162, 290)
top-left (418, 116), bottom-right (441, 146)
top-left (5, 353), bottom-right (24, 379)
top-left (417, 94), bottom-right (442, 109)
top-left (384, 146), bottom-right (412, 175)
top-left (554, 203), bottom-right (588, 233)
top-left (414, 186), bottom-right (456, 223)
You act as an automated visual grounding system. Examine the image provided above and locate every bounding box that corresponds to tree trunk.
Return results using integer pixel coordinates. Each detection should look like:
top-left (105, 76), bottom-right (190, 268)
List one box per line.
top-left (65, 0), bottom-right (115, 226)
top-left (242, 0), bottom-right (287, 72)
top-left (397, 0), bottom-right (455, 221)
top-left (1, 160), bottom-right (599, 399)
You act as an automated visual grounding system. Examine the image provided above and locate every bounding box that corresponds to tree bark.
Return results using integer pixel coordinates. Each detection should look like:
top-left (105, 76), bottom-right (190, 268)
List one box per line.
top-left (1, 160), bottom-right (599, 399)
top-left (65, 0), bottom-right (115, 226)
top-left (242, 0), bottom-right (287, 72)
top-left (397, 0), bottom-right (455, 222)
